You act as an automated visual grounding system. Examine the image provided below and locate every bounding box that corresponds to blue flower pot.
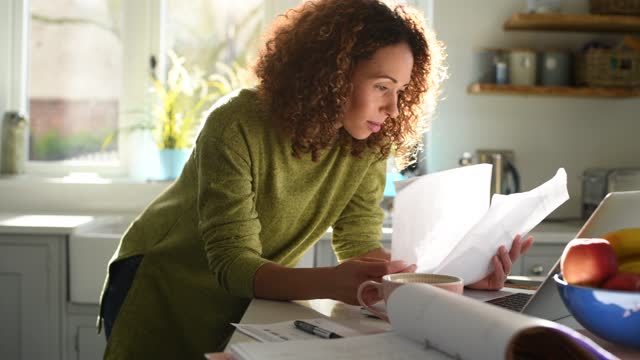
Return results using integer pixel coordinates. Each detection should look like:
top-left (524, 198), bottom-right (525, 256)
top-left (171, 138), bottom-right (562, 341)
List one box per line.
top-left (384, 172), bottom-right (407, 197)
top-left (159, 149), bottom-right (190, 180)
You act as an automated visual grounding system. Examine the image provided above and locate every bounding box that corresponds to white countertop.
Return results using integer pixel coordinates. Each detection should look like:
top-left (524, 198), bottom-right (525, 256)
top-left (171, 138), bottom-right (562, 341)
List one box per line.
top-left (0, 213), bottom-right (96, 235)
top-left (319, 219), bottom-right (582, 244)
top-left (0, 210), bottom-right (584, 244)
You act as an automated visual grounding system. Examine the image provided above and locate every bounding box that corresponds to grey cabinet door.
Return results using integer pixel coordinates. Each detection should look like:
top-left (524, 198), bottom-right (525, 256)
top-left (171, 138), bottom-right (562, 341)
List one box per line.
top-left (510, 258), bottom-right (524, 276)
top-left (78, 326), bottom-right (105, 360)
top-left (521, 245), bottom-right (564, 277)
top-left (0, 236), bottom-right (63, 360)
top-left (67, 308), bottom-right (106, 360)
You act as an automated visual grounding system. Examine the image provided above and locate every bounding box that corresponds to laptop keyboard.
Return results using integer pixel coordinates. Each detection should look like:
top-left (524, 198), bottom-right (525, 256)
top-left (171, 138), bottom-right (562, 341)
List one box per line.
top-left (486, 292), bottom-right (533, 312)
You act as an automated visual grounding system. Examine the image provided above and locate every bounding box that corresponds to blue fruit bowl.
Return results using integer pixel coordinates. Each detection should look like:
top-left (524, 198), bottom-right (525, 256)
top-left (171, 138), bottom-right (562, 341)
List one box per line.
top-left (554, 273), bottom-right (640, 349)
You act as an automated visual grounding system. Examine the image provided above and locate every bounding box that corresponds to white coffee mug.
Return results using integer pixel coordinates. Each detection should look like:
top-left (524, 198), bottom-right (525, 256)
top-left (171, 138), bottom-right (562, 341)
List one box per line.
top-left (357, 273), bottom-right (464, 322)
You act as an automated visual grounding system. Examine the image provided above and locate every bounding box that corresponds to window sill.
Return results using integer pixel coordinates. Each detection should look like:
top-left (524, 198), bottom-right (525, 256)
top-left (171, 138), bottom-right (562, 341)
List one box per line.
top-left (0, 174), bottom-right (170, 215)
top-left (0, 172), bottom-right (171, 185)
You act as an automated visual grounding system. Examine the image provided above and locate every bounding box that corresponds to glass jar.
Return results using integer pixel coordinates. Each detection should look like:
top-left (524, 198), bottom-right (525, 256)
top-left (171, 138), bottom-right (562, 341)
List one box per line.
top-left (1, 111), bottom-right (28, 175)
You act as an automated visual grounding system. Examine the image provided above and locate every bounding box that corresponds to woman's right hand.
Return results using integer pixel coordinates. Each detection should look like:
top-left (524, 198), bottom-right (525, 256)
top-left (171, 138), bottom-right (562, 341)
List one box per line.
top-left (330, 258), bottom-right (415, 306)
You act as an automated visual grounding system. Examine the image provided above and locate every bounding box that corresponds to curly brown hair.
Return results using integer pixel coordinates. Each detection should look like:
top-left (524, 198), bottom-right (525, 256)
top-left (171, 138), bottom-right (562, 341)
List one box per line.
top-left (254, 0), bottom-right (446, 169)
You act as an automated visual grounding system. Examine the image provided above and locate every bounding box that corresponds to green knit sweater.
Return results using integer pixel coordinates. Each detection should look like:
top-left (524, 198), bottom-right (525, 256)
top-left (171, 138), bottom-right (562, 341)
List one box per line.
top-left (101, 89), bottom-right (386, 359)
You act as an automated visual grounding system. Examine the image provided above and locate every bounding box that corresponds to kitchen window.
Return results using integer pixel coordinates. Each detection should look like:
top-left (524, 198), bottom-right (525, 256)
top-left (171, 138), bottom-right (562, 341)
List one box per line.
top-left (7, 0), bottom-right (430, 180)
top-left (28, 0), bottom-right (122, 166)
top-left (17, 0), bottom-right (288, 179)
top-left (166, 0), bottom-right (268, 72)
top-left (19, 0), bottom-right (169, 178)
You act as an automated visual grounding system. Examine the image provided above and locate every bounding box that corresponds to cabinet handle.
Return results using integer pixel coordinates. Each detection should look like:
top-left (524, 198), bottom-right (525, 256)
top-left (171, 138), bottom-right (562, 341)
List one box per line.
top-left (530, 265), bottom-right (544, 276)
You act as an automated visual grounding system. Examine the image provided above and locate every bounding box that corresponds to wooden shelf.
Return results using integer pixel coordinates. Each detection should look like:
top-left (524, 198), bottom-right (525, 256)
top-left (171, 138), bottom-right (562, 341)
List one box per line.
top-left (504, 13), bottom-right (640, 33)
top-left (468, 83), bottom-right (640, 98)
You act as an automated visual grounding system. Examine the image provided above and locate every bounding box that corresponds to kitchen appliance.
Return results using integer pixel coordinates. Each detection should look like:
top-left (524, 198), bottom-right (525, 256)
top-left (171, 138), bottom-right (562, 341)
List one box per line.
top-left (477, 150), bottom-right (521, 195)
top-left (582, 168), bottom-right (640, 219)
top-left (459, 150), bottom-right (521, 195)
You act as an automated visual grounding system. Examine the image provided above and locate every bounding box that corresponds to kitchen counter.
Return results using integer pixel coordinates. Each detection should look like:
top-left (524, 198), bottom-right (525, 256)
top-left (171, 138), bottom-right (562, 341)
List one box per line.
top-left (319, 219), bottom-right (583, 244)
top-left (222, 287), bottom-right (639, 360)
top-left (0, 211), bottom-right (583, 245)
top-left (0, 213), bottom-right (95, 235)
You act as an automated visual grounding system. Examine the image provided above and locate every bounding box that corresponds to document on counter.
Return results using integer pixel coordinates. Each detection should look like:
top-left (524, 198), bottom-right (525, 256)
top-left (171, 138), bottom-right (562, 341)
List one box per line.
top-left (231, 318), bottom-right (360, 342)
top-left (227, 284), bottom-right (616, 360)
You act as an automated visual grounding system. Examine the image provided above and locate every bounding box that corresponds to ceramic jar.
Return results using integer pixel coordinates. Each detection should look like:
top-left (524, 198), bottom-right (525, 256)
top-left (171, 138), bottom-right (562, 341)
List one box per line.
top-left (540, 50), bottom-right (570, 86)
top-left (509, 49), bottom-right (537, 86)
top-left (1, 111), bottom-right (28, 175)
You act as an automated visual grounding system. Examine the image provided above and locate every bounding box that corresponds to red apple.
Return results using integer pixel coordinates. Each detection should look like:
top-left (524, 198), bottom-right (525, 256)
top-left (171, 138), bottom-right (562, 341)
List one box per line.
top-left (560, 238), bottom-right (618, 287)
top-left (602, 272), bottom-right (640, 292)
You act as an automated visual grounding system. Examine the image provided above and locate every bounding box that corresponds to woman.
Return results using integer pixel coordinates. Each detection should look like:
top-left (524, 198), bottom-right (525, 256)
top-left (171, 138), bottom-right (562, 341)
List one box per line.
top-left (100, 0), bottom-right (533, 358)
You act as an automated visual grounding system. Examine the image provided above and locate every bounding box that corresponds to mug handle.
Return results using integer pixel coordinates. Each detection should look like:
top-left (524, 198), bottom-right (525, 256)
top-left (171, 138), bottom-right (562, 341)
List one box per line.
top-left (357, 280), bottom-right (388, 322)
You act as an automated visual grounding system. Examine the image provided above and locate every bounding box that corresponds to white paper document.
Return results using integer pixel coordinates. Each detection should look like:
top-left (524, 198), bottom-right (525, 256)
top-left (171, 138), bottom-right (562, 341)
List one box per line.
top-left (232, 318), bottom-right (360, 342)
top-left (392, 165), bottom-right (569, 284)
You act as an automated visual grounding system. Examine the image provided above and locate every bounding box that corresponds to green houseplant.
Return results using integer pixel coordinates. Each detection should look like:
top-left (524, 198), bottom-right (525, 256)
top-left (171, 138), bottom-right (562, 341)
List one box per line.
top-left (152, 50), bottom-right (256, 179)
top-left (152, 50), bottom-right (218, 179)
top-left (103, 49), bottom-right (255, 180)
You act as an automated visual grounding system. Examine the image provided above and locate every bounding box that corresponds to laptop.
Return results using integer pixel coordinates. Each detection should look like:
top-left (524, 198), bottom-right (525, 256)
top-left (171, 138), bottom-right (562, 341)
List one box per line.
top-left (464, 190), bottom-right (640, 321)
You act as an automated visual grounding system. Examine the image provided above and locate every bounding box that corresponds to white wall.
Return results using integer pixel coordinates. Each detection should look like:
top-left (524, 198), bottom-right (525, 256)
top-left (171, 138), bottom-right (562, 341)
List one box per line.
top-left (427, 0), bottom-right (640, 218)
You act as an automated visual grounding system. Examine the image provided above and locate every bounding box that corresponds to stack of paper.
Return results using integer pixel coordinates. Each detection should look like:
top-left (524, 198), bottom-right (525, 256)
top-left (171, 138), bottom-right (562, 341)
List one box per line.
top-left (392, 165), bottom-right (569, 284)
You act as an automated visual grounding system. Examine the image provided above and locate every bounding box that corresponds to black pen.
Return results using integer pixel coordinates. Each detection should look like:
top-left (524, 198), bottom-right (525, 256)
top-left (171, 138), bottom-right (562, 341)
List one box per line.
top-left (293, 320), bottom-right (343, 339)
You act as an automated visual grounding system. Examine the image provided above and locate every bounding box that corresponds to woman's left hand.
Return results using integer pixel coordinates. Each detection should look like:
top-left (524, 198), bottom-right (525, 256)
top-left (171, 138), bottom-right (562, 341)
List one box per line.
top-left (466, 234), bottom-right (534, 290)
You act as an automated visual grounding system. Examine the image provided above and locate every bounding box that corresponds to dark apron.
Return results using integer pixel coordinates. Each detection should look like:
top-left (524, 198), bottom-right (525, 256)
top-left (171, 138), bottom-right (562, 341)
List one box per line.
top-left (102, 255), bottom-right (144, 339)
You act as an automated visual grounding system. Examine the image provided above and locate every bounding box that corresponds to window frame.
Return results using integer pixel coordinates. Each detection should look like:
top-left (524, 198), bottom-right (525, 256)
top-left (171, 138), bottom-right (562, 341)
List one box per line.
top-left (15, 0), bottom-right (166, 179)
top-left (1, 0), bottom-right (29, 133)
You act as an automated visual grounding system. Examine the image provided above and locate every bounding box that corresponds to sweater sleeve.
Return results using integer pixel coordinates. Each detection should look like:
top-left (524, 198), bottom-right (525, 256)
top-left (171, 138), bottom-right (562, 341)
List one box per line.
top-left (194, 108), bottom-right (271, 298)
top-left (331, 157), bottom-right (386, 262)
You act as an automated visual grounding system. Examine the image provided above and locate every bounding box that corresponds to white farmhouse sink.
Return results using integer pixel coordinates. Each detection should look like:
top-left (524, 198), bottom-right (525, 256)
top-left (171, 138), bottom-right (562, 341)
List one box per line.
top-left (69, 216), bottom-right (133, 304)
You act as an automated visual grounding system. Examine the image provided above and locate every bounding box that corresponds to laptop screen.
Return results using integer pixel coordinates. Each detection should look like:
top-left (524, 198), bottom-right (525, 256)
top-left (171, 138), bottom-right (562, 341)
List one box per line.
top-left (522, 191), bottom-right (640, 321)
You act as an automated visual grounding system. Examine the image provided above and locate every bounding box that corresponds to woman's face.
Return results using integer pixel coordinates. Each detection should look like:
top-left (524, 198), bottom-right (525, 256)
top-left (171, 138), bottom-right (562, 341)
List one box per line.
top-left (339, 42), bottom-right (414, 140)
